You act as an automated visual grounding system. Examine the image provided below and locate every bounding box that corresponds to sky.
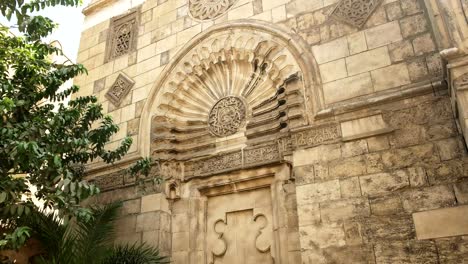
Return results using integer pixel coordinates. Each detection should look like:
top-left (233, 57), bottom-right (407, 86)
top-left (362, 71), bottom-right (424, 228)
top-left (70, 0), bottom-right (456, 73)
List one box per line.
top-left (0, 0), bottom-right (91, 62)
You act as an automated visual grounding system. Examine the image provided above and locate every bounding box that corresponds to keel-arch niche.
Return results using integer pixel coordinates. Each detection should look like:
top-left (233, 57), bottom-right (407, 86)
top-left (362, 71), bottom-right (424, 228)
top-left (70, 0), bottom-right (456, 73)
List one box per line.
top-left (139, 20), bottom-right (323, 160)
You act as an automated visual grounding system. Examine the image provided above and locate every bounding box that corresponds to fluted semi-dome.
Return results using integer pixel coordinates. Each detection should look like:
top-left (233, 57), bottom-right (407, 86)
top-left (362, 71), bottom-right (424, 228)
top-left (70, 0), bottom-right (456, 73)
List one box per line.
top-left (144, 24), bottom-right (317, 160)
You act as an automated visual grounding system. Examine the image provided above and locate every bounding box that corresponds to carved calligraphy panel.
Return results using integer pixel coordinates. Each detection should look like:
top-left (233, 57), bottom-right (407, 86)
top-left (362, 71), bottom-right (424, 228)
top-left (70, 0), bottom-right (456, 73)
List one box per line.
top-left (185, 151), bottom-right (243, 178)
top-left (208, 96), bottom-right (247, 137)
top-left (280, 124), bottom-right (341, 151)
top-left (331, 0), bottom-right (384, 28)
top-left (244, 144), bottom-right (281, 167)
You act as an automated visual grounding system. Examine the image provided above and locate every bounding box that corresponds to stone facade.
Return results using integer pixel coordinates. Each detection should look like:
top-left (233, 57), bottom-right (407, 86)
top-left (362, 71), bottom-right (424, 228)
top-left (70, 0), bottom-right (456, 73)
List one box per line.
top-left (76, 0), bottom-right (468, 263)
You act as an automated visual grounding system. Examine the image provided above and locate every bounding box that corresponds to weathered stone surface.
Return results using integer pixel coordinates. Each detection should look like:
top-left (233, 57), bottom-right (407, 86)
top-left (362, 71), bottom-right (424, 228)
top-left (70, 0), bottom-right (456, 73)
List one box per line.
top-left (381, 144), bottom-right (438, 169)
top-left (400, 14), bottom-right (428, 38)
top-left (297, 202), bottom-right (320, 226)
top-left (320, 198), bottom-right (370, 222)
top-left (435, 137), bottom-right (464, 161)
top-left (296, 180), bottom-right (341, 205)
top-left (360, 170), bottom-right (410, 196)
top-left (436, 236), bottom-right (468, 264)
top-left (369, 195), bottom-right (403, 216)
top-left (293, 144), bottom-right (341, 166)
top-left (401, 185), bottom-right (456, 213)
top-left (454, 181), bottom-right (468, 204)
top-left (299, 223), bottom-right (346, 249)
top-left (120, 198), bottom-right (141, 215)
top-left (341, 140), bottom-right (368, 158)
top-left (329, 156), bottom-right (367, 179)
top-left (366, 135), bottom-right (390, 152)
top-left (136, 211), bottom-right (161, 232)
top-left (426, 160), bottom-right (464, 184)
top-left (374, 241), bottom-right (438, 264)
top-left (141, 193), bottom-right (169, 213)
top-left (294, 165), bottom-right (315, 185)
top-left (321, 245), bottom-right (376, 263)
top-left (364, 215), bottom-right (415, 241)
top-left (340, 177), bottom-right (362, 198)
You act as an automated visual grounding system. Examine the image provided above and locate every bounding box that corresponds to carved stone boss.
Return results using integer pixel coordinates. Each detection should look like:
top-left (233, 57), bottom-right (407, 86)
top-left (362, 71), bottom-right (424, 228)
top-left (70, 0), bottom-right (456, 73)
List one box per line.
top-left (330, 0), bottom-right (384, 28)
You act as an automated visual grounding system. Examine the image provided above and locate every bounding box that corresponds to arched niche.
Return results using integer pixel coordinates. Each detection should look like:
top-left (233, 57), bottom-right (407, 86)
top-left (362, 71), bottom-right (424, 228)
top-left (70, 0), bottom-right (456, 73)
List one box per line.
top-left (138, 20), bottom-right (323, 160)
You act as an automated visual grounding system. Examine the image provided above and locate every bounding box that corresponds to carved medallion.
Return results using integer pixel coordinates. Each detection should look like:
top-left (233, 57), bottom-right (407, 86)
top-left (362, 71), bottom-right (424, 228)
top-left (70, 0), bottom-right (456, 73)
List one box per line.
top-left (208, 96), bottom-right (246, 137)
top-left (331, 0), bottom-right (383, 28)
top-left (189, 0), bottom-right (238, 20)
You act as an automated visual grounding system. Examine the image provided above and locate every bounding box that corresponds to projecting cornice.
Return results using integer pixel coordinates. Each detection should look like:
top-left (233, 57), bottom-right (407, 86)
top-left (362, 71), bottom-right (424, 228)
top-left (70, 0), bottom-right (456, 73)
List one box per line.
top-left (82, 0), bottom-right (115, 16)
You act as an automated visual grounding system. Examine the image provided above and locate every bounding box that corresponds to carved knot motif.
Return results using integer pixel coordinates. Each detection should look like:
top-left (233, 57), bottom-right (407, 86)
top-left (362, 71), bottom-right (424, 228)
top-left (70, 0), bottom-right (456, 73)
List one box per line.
top-left (208, 96), bottom-right (246, 137)
top-left (189, 0), bottom-right (237, 20)
top-left (331, 0), bottom-right (383, 28)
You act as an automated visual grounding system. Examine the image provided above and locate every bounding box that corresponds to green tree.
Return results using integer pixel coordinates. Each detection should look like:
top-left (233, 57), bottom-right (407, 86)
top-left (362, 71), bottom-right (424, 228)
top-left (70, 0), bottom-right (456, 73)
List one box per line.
top-left (0, 0), bottom-right (149, 249)
top-left (12, 202), bottom-right (168, 264)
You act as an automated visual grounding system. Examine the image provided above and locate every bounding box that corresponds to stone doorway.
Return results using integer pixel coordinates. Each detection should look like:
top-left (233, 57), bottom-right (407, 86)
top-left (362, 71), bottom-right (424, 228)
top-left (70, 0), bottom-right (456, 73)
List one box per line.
top-left (206, 188), bottom-right (274, 264)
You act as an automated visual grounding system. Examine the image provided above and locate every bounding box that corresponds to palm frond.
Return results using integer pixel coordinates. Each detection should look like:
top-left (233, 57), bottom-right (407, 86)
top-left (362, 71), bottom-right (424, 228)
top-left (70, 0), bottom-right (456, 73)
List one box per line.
top-left (73, 202), bottom-right (122, 264)
top-left (101, 243), bottom-right (169, 264)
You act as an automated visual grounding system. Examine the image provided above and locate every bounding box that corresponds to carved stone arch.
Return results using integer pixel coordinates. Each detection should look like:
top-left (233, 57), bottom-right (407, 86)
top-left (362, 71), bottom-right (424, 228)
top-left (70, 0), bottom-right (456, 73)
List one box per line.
top-left (138, 20), bottom-right (323, 160)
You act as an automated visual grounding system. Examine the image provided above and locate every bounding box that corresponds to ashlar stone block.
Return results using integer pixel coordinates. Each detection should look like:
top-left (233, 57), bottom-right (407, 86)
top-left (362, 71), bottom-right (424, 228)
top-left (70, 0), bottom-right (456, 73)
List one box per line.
top-left (413, 205), bottom-right (468, 240)
top-left (346, 46), bottom-right (391, 76)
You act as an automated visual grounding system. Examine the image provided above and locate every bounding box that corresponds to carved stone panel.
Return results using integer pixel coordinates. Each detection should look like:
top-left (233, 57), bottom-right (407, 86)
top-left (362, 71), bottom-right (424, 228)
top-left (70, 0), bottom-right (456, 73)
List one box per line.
top-left (105, 73), bottom-right (135, 107)
top-left (105, 9), bottom-right (139, 61)
top-left (279, 124), bottom-right (341, 152)
top-left (207, 188), bottom-right (274, 264)
top-left (189, 0), bottom-right (238, 20)
top-left (330, 0), bottom-right (384, 28)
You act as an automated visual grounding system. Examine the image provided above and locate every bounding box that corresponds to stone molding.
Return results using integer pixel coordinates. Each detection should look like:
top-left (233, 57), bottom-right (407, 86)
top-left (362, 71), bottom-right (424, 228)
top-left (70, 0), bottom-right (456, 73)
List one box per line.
top-left (82, 0), bottom-right (115, 15)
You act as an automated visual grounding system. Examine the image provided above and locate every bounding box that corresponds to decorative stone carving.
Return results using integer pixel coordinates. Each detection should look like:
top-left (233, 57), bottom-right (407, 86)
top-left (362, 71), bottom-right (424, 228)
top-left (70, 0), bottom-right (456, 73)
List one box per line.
top-left (105, 9), bottom-right (138, 61)
top-left (184, 143), bottom-right (282, 178)
top-left (331, 0), bottom-right (384, 28)
top-left (150, 29), bottom-right (306, 160)
top-left (208, 96), bottom-right (247, 137)
top-left (279, 124), bottom-right (341, 152)
top-left (92, 171), bottom-right (124, 190)
top-left (244, 144), bottom-right (280, 167)
top-left (189, 0), bottom-right (238, 20)
top-left (185, 151), bottom-right (243, 177)
top-left (164, 179), bottom-right (181, 200)
top-left (105, 73), bottom-right (135, 107)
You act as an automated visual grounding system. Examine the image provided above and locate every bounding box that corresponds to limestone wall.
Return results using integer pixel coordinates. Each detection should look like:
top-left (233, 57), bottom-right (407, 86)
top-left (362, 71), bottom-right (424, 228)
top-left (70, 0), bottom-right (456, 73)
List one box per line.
top-left (74, 0), bottom-right (468, 263)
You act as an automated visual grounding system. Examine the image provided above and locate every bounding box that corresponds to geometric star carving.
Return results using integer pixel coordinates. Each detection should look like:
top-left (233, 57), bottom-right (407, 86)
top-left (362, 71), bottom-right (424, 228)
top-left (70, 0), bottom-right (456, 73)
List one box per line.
top-left (105, 73), bottom-right (135, 107)
top-left (330, 0), bottom-right (384, 28)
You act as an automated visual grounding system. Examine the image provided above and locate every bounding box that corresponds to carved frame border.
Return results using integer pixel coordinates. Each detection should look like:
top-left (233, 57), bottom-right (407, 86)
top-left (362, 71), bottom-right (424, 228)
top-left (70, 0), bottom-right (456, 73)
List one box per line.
top-left (104, 8), bottom-right (140, 62)
top-left (186, 164), bottom-right (292, 264)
